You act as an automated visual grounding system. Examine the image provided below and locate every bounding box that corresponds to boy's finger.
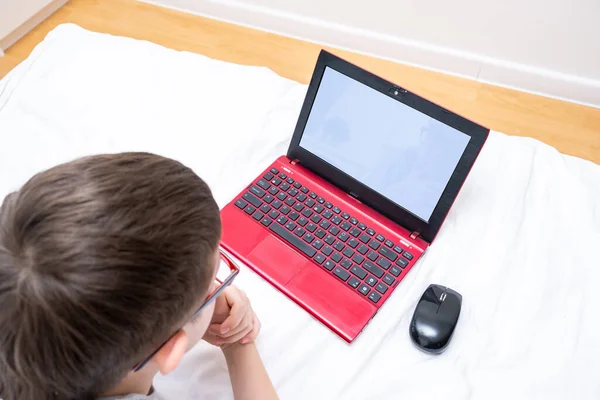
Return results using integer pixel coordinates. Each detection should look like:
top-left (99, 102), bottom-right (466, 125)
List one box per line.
top-left (217, 325), bottom-right (252, 345)
top-left (220, 291), bottom-right (249, 334)
top-left (241, 313), bottom-right (261, 344)
top-left (219, 309), bottom-right (252, 338)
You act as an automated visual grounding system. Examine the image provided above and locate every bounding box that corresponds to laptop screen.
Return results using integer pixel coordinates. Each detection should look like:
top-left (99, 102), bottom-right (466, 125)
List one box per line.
top-left (299, 67), bottom-right (471, 222)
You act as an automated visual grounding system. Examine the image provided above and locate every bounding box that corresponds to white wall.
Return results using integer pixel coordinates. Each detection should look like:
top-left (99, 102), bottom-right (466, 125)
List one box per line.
top-left (143, 0), bottom-right (600, 107)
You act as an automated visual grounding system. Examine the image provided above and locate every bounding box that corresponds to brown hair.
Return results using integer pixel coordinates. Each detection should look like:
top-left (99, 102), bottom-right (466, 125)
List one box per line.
top-left (0, 153), bottom-right (221, 400)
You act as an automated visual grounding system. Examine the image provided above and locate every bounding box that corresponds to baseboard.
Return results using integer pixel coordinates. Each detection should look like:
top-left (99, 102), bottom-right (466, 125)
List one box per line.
top-left (0, 0), bottom-right (70, 51)
top-left (141, 0), bottom-right (600, 109)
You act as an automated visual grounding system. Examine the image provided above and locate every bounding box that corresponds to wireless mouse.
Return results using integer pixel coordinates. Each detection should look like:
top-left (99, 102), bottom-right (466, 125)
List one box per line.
top-left (409, 284), bottom-right (462, 354)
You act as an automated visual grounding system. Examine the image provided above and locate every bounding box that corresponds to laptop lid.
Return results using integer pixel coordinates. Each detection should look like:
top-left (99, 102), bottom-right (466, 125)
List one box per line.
top-left (287, 50), bottom-right (489, 244)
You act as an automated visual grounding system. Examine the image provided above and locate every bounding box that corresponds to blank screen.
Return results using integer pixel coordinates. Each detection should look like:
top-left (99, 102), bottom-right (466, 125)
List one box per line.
top-left (299, 67), bottom-right (470, 222)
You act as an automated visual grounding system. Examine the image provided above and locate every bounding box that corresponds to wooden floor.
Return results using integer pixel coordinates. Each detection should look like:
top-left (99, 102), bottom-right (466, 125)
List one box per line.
top-left (2, 0), bottom-right (599, 164)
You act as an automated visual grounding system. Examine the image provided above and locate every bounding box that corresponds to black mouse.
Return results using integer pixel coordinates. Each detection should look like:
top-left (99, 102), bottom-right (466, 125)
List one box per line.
top-left (409, 284), bottom-right (462, 354)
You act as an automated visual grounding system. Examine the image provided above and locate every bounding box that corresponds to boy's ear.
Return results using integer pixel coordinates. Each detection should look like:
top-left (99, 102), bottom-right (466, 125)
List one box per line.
top-left (151, 329), bottom-right (189, 375)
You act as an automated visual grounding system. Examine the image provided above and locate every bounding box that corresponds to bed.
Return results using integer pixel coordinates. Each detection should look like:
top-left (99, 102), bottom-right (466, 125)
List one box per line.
top-left (1, 24), bottom-right (599, 400)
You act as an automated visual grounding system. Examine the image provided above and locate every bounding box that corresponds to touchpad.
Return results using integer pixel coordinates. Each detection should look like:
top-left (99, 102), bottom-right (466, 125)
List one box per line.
top-left (247, 235), bottom-right (306, 285)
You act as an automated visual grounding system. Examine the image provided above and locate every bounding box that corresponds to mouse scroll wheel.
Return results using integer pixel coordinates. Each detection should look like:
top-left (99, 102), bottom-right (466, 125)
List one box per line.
top-left (439, 292), bottom-right (447, 302)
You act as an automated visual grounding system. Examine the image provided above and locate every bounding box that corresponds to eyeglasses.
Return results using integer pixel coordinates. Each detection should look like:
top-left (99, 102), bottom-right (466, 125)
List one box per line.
top-left (132, 249), bottom-right (240, 372)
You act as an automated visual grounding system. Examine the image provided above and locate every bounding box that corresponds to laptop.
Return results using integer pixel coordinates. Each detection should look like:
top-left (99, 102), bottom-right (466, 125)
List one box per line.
top-left (221, 50), bottom-right (489, 342)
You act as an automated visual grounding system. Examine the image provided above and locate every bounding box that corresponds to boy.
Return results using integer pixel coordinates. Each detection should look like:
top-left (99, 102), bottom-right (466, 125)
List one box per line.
top-left (0, 153), bottom-right (278, 400)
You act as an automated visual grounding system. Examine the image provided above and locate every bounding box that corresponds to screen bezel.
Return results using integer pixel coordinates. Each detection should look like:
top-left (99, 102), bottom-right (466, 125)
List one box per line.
top-left (287, 50), bottom-right (489, 244)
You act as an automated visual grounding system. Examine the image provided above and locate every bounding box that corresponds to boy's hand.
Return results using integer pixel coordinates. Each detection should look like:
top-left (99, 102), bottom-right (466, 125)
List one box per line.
top-left (203, 286), bottom-right (261, 348)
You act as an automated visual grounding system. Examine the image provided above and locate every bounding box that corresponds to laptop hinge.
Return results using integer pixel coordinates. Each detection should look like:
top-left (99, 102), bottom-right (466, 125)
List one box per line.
top-left (290, 159), bottom-right (299, 165)
top-left (410, 231), bottom-right (419, 240)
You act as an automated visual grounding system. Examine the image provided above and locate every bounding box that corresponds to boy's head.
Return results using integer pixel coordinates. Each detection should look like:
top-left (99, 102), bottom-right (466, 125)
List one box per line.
top-left (0, 153), bottom-right (222, 400)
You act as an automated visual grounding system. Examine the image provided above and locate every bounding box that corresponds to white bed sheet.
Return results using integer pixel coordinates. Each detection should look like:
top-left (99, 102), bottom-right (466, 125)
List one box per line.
top-left (1, 25), bottom-right (599, 400)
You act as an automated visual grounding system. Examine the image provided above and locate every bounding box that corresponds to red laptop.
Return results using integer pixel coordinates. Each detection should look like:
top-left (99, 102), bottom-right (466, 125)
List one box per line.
top-left (221, 51), bottom-right (489, 342)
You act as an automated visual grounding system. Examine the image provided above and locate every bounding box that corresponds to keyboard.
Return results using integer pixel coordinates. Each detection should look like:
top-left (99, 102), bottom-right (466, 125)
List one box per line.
top-left (234, 167), bottom-right (415, 304)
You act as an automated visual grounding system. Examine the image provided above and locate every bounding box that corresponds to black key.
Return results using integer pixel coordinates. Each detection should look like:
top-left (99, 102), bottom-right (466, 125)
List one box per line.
top-left (264, 194), bottom-right (274, 204)
top-left (293, 182), bottom-right (302, 189)
top-left (358, 222), bottom-right (367, 230)
top-left (394, 245), bottom-right (403, 254)
top-left (341, 259), bottom-right (352, 269)
top-left (264, 172), bottom-right (274, 181)
top-left (297, 193), bottom-right (307, 202)
top-left (297, 217), bottom-right (308, 227)
top-left (315, 229), bottom-right (326, 239)
top-left (358, 284), bottom-right (370, 296)
top-left (325, 201), bottom-right (333, 209)
top-left (367, 251), bottom-right (378, 261)
top-left (377, 257), bottom-right (391, 270)
top-left (329, 226), bottom-right (341, 235)
top-left (244, 205), bottom-right (255, 215)
top-left (286, 177), bottom-right (294, 184)
top-left (322, 210), bottom-right (333, 219)
top-left (317, 197), bottom-right (325, 204)
top-left (312, 240), bottom-right (324, 250)
top-left (260, 204), bottom-right (271, 213)
top-left (368, 240), bottom-right (381, 250)
top-left (357, 245), bottom-right (369, 255)
top-left (289, 188), bottom-right (299, 197)
top-left (324, 235), bottom-right (335, 245)
top-left (365, 276), bottom-right (377, 287)
top-left (268, 210), bottom-right (280, 219)
top-left (331, 215), bottom-right (342, 225)
top-left (285, 197), bottom-right (295, 206)
top-left (348, 238), bottom-right (359, 248)
top-left (279, 173), bottom-right (287, 180)
top-left (396, 258), bottom-right (409, 268)
top-left (302, 208), bottom-right (313, 218)
top-left (376, 234), bottom-right (385, 242)
top-left (341, 212), bottom-right (350, 219)
top-left (268, 186), bottom-right (279, 195)
top-left (339, 232), bottom-right (350, 242)
top-left (306, 223), bottom-right (317, 233)
top-left (366, 228), bottom-right (375, 236)
top-left (314, 253), bottom-right (326, 265)
top-left (257, 179), bottom-right (271, 190)
top-left (306, 199), bottom-right (316, 207)
top-left (294, 227), bottom-right (306, 237)
top-left (340, 221), bottom-right (352, 231)
top-left (385, 240), bottom-right (394, 248)
top-left (301, 186), bottom-right (309, 194)
top-left (269, 223), bottom-right (316, 257)
top-left (280, 182), bottom-right (290, 191)
top-left (359, 233), bottom-right (371, 244)
top-left (351, 266), bottom-right (368, 280)
top-left (285, 221), bottom-right (296, 231)
top-left (293, 203), bottom-right (304, 212)
top-left (331, 252), bottom-right (342, 263)
top-left (350, 227), bottom-right (361, 237)
top-left (309, 192), bottom-right (317, 199)
top-left (403, 251), bottom-right (414, 260)
top-left (376, 282), bottom-right (388, 294)
top-left (289, 211), bottom-right (299, 221)
top-left (320, 220), bottom-right (331, 229)
top-left (349, 217), bottom-right (358, 225)
top-left (352, 254), bottom-right (365, 265)
top-left (303, 233), bottom-right (315, 244)
top-left (324, 260), bottom-right (335, 271)
top-left (277, 192), bottom-right (287, 201)
top-left (322, 246), bottom-right (333, 256)
top-left (348, 276), bottom-right (361, 288)
top-left (332, 206), bottom-right (341, 214)
top-left (343, 247), bottom-right (354, 258)
top-left (368, 291), bottom-right (381, 303)
top-left (313, 204), bottom-right (324, 213)
top-left (271, 177), bottom-right (282, 186)
top-left (260, 217), bottom-right (272, 227)
top-left (276, 216), bottom-right (288, 225)
top-left (243, 192), bottom-right (263, 208)
top-left (364, 261), bottom-right (384, 278)
top-left (383, 274), bottom-right (395, 286)
top-left (281, 206), bottom-right (291, 215)
top-left (235, 199), bottom-right (248, 209)
top-left (310, 214), bottom-right (322, 224)
top-left (379, 246), bottom-right (398, 261)
top-left (390, 265), bottom-right (402, 277)
top-left (333, 267), bottom-right (350, 281)
top-left (334, 241), bottom-right (345, 251)
top-left (270, 167), bottom-right (279, 174)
